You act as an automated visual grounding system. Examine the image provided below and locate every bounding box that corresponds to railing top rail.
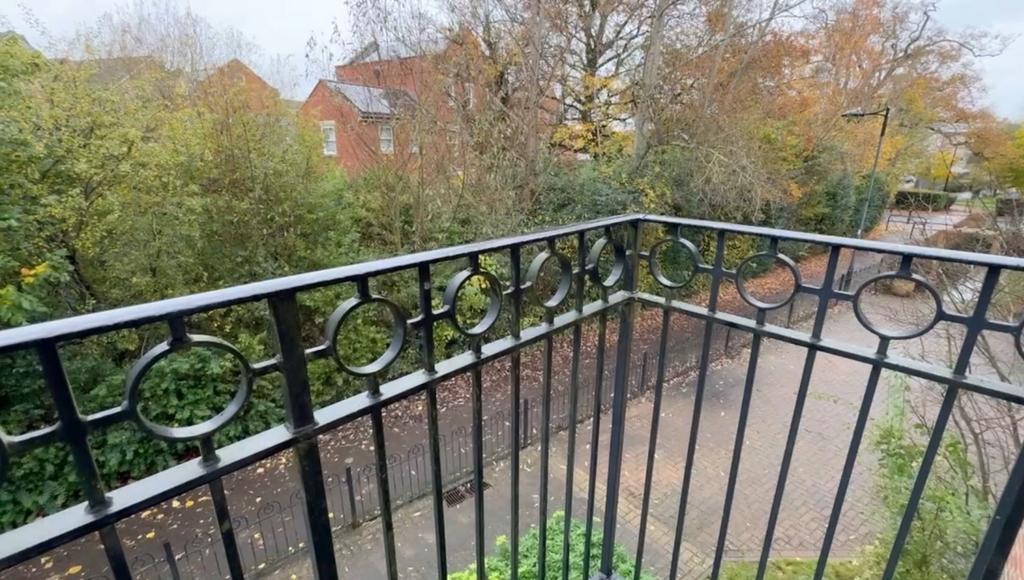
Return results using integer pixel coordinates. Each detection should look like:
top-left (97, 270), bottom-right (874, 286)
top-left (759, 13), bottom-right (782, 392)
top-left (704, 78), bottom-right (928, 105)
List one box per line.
top-left (0, 214), bottom-right (639, 353)
top-left (1, 212), bottom-right (1020, 353)
top-left (642, 214), bottom-right (1024, 269)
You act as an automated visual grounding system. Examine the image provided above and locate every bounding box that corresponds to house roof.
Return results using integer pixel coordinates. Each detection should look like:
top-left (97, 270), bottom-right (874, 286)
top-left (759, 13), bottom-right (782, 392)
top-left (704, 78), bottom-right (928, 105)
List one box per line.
top-left (345, 37), bottom-right (447, 65)
top-left (1, 30), bottom-right (36, 52)
top-left (323, 80), bottom-right (415, 118)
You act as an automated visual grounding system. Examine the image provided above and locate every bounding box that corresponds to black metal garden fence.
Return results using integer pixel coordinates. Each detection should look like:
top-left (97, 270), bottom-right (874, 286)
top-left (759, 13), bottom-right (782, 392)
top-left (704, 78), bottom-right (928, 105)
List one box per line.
top-left (2, 214), bottom-right (1023, 580)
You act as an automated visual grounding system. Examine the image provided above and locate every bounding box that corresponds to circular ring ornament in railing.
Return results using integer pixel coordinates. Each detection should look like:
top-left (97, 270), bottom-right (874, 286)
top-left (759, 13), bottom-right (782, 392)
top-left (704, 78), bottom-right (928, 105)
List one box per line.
top-left (526, 249), bottom-right (573, 309)
top-left (852, 272), bottom-right (942, 340)
top-left (648, 237), bottom-right (702, 289)
top-left (586, 237), bottom-right (626, 289)
top-left (125, 335), bottom-right (253, 442)
top-left (443, 268), bottom-right (503, 337)
top-left (735, 252), bottom-right (802, 310)
top-left (326, 295), bottom-right (407, 377)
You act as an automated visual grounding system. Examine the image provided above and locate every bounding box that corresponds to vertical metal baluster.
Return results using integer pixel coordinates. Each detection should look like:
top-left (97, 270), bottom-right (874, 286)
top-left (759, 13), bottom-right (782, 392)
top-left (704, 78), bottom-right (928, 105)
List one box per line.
top-left (471, 370), bottom-right (487, 569)
top-left (176, 313), bottom-right (247, 580)
top-left (162, 541), bottom-right (182, 580)
top-left (470, 256), bottom-right (487, 580)
top-left (713, 237), bottom-right (787, 578)
top-left (510, 244), bottom-right (523, 580)
top-left (599, 220), bottom-right (640, 576)
top-left (710, 309), bottom-right (765, 579)
top-left (969, 443), bottom-right (1024, 579)
top-left (267, 294), bottom-right (339, 580)
top-left (561, 231), bottom-right (587, 580)
top-left (881, 265), bottom-right (1001, 580)
top-left (198, 437), bottom-right (245, 580)
top-left (96, 527), bottom-right (131, 580)
top-left (813, 340), bottom-right (888, 580)
top-left (418, 263), bottom-right (448, 578)
top-left (669, 229), bottom-right (726, 580)
top-left (756, 245), bottom-right (841, 579)
top-left (634, 305), bottom-right (672, 580)
top-left (370, 408), bottom-right (399, 580)
top-left (538, 241), bottom-right (557, 580)
top-left (207, 477), bottom-right (245, 579)
top-left (38, 343), bottom-right (131, 580)
top-left (583, 297), bottom-right (610, 578)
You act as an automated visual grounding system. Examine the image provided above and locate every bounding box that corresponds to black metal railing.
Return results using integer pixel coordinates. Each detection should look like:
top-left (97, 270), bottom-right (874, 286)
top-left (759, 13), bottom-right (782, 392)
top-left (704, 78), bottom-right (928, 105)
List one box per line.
top-left (1, 214), bottom-right (1023, 580)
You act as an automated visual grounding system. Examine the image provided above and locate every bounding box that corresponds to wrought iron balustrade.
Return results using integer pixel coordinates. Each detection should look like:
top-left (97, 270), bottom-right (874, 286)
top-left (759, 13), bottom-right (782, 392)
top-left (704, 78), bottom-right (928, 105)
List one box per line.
top-left (0, 214), bottom-right (1023, 580)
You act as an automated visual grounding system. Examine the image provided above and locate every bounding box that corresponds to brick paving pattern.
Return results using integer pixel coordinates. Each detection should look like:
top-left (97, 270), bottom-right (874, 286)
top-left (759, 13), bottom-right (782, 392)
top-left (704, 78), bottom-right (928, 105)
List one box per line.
top-left (276, 298), bottom-right (897, 579)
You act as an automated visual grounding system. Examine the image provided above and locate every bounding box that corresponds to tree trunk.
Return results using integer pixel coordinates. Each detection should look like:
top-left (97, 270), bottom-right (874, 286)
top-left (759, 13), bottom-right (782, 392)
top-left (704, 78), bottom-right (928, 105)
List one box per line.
top-left (634, 0), bottom-right (672, 165)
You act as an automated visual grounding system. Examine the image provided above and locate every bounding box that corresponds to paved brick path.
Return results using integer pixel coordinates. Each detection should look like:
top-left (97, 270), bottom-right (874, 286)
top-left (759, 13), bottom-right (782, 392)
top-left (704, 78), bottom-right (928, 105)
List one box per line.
top-left (273, 296), bottom-right (902, 579)
top-left (272, 215), bottom-right (967, 579)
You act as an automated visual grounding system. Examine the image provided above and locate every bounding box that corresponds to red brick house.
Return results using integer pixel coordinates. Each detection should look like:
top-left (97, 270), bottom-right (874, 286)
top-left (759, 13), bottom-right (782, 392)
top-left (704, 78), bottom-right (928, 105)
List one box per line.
top-left (196, 58), bottom-right (281, 111)
top-left (301, 79), bottom-right (418, 173)
top-left (300, 29), bottom-right (485, 174)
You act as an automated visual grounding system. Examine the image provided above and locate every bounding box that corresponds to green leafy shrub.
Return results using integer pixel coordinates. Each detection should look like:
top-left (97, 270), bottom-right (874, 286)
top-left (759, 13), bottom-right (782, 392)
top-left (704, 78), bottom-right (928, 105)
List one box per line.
top-left (449, 511), bottom-right (654, 579)
top-left (858, 377), bottom-right (990, 579)
top-left (794, 171), bottom-right (892, 236)
top-left (534, 163), bottom-right (639, 224)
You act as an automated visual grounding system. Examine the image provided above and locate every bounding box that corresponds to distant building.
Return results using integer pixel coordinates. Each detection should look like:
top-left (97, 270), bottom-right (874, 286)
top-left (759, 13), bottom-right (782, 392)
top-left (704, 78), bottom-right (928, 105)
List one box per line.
top-left (195, 58), bottom-right (281, 111)
top-left (301, 79), bottom-right (417, 172)
top-left (300, 28), bottom-right (485, 174)
top-left (61, 55), bottom-right (282, 112)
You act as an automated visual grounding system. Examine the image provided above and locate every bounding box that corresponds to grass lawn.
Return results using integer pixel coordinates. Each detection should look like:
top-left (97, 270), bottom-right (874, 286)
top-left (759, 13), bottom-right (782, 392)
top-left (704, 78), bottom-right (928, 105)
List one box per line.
top-left (954, 195), bottom-right (998, 211)
top-left (720, 558), bottom-right (862, 579)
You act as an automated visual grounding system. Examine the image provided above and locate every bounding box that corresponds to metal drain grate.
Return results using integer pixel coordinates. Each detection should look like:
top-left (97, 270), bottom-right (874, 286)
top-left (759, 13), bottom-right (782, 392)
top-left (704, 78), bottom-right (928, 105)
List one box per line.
top-left (442, 480), bottom-right (491, 507)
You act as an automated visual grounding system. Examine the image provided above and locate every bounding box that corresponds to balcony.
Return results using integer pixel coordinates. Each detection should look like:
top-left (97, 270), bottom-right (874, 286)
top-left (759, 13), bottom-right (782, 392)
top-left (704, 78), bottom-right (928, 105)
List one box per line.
top-left (0, 214), bottom-right (1022, 579)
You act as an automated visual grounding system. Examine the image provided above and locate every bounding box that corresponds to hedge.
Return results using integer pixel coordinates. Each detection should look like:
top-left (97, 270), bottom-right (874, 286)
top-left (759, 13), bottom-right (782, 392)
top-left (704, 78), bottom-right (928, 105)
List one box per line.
top-left (892, 189), bottom-right (956, 211)
top-left (996, 197), bottom-right (1022, 217)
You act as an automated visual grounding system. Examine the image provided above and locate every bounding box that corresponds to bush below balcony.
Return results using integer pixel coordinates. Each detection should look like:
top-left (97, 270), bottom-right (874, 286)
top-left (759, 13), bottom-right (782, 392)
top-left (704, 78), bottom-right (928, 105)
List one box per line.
top-left (448, 511), bottom-right (654, 579)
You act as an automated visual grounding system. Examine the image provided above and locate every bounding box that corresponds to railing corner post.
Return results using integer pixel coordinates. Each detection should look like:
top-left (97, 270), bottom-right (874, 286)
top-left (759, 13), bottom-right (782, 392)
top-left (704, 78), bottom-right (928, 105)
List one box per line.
top-left (598, 220), bottom-right (641, 576)
top-left (969, 440), bottom-right (1024, 579)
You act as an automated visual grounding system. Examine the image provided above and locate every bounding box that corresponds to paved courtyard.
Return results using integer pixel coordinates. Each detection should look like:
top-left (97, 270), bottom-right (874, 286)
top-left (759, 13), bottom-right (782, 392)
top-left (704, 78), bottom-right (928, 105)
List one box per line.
top-left (273, 294), bottom-right (903, 579)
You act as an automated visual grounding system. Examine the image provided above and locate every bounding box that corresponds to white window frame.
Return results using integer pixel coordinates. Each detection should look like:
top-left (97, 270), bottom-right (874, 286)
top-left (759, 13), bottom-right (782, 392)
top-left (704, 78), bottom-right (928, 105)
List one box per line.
top-left (320, 121), bottom-right (337, 156)
top-left (446, 81), bottom-right (458, 109)
top-left (379, 123), bottom-right (395, 155)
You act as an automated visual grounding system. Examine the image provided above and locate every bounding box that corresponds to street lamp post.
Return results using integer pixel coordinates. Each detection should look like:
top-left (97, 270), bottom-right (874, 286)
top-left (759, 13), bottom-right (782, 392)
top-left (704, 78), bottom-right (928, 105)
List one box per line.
top-left (840, 105), bottom-right (890, 290)
top-left (943, 142), bottom-right (960, 193)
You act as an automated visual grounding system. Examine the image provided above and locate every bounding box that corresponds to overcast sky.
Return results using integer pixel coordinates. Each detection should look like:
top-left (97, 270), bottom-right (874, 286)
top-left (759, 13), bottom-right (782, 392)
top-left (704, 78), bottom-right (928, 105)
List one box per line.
top-left (3, 0), bottom-right (1023, 118)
